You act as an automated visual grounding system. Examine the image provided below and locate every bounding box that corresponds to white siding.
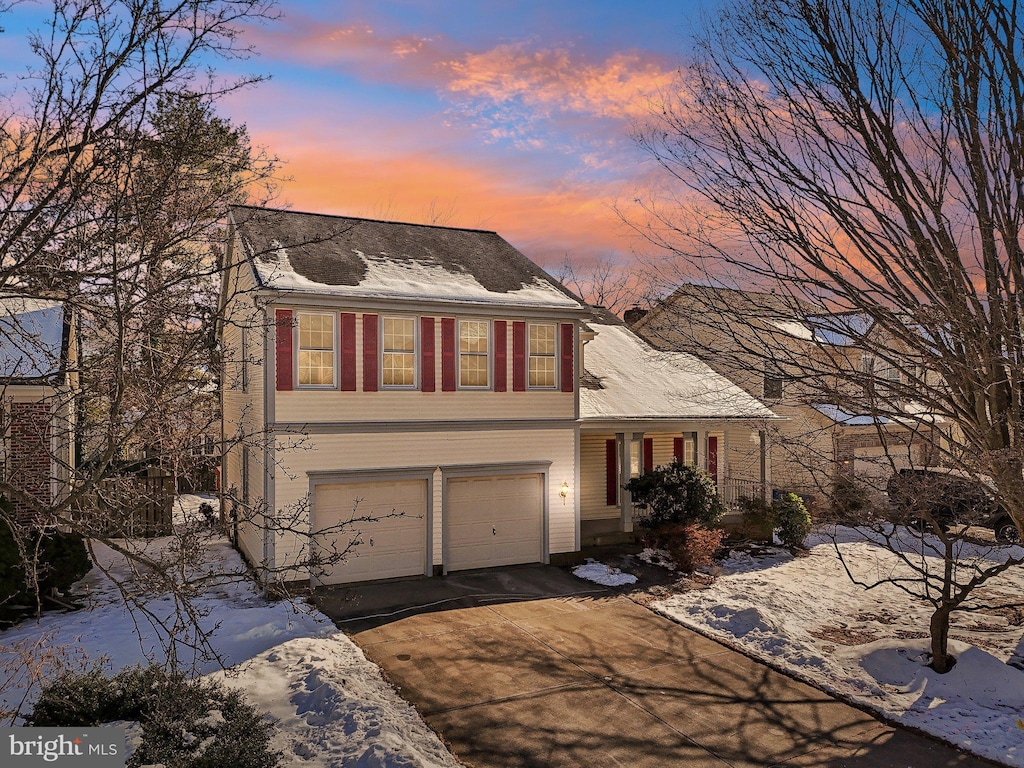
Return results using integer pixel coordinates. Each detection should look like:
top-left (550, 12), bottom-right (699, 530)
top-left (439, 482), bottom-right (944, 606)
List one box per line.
top-left (271, 427), bottom-right (575, 579)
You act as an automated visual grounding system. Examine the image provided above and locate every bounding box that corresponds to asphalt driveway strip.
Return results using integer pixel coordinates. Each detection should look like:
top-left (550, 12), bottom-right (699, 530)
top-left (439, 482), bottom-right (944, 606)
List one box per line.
top-left (315, 565), bottom-right (998, 768)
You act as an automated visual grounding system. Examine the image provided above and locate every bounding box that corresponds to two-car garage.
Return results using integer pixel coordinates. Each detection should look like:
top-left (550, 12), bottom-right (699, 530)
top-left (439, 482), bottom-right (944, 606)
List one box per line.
top-left (311, 468), bottom-right (546, 586)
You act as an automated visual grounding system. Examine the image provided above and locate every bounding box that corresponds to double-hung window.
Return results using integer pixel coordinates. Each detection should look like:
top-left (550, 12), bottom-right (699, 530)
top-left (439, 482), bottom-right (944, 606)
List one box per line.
top-left (459, 320), bottom-right (489, 388)
top-left (383, 316), bottom-right (416, 388)
top-left (528, 323), bottom-right (557, 388)
top-left (297, 312), bottom-right (335, 387)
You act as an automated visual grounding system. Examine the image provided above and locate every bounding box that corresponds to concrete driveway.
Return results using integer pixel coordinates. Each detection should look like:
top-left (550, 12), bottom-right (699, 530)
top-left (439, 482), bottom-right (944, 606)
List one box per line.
top-left (317, 566), bottom-right (993, 768)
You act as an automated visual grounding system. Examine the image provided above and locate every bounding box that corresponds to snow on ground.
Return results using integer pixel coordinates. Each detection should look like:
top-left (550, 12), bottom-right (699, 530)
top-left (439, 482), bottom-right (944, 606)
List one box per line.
top-left (654, 526), bottom-right (1024, 766)
top-left (572, 559), bottom-right (638, 586)
top-left (0, 503), bottom-right (463, 767)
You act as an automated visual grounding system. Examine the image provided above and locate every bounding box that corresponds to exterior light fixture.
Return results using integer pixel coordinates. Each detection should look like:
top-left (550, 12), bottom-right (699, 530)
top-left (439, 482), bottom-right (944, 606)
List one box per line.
top-left (559, 481), bottom-right (570, 502)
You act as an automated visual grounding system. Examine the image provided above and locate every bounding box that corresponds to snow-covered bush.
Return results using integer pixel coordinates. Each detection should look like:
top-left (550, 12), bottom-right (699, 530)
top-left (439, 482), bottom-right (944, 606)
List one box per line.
top-left (646, 523), bottom-right (724, 573)
top-left (28, 665), bottom-right (279, 768)
top-left (774, 493), bottom-right (812, 549)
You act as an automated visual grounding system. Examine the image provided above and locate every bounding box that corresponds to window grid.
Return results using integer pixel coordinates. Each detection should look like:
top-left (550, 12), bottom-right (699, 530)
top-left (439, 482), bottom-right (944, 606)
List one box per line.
top-left (298, 312), bottom-right (335, 387)
top-left (528, 323), bottom-right (557, 388)
top-left (459, 320), bottom-right (490, 388)
top-left (383, 316), bottom-right (416, 387)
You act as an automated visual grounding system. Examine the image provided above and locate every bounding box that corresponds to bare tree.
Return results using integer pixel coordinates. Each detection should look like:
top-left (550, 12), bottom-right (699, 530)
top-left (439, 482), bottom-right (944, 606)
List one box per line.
top-left (631, 0), bottom-right (1024, 672)
top-left (554, 253), bottom-right (649, 316)
top-left (0, 1), bottom-right (379, 714)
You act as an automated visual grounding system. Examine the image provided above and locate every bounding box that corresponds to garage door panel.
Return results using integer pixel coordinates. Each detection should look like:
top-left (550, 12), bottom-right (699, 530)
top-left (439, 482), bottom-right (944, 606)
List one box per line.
top-left (315, 480), bottom-right (427, 585)
top-left (446, 473), bottom-right (543, 572)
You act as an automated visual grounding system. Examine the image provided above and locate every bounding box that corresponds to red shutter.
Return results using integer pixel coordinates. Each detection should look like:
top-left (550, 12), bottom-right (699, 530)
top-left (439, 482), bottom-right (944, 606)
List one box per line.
top-left (421, 317), bottom-right (435, 392)
top-left (708, 436), bottom-right (719, 482)
top-left (362, 314), bottom-right (378, 392)
top-left (673, 437), bottom-right (684, 463)
top-left (493, 320), bottom-right (507, 392)
top-left (644, 438), bottom-right (654, 474)
top-left (275, 309), bottom-right (293, 391)
top-left (441, 318), bottom-right (456, 391)
top-left (512, 321), bottom-right (526, 391)
top-left (340, 312), bottom-right (356, 391)
top-left (560, 323), bottom-right (574, 393)
top-left (606, 439), bottom-right (618, 506)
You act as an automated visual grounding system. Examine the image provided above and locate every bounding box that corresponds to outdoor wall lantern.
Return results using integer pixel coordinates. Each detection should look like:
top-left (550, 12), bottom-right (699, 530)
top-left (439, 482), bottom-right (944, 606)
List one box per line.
top-left (559, 481), bottom-right (570, 502)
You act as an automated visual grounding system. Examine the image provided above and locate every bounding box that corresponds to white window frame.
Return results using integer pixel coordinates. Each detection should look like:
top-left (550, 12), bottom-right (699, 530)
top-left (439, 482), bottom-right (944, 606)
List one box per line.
top-left (457, 319), bottom-right (491, 390)
top-left (295, 310), bottom-right (339, 390)
top-left (527, 322), bottom-right (558, 390)
top-left (381, 315), bottom-right (419, 390)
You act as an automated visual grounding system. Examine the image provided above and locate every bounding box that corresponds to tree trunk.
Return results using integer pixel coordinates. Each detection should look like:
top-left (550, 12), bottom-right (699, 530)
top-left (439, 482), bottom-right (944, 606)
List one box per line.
top-left (929, 604), bottom-right (954, 673)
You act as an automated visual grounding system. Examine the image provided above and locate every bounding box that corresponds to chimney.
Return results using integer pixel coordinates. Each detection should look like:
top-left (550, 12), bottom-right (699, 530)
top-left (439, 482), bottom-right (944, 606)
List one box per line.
top-left (624, 306), bottom-right (648, 325)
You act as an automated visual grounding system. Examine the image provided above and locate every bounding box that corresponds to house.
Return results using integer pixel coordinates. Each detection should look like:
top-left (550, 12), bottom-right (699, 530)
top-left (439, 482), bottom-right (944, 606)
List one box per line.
top-left (578, 307), bottom-right (778, 541)
top-left (220, 207), bottom-right (777, 585)
top-left (0, 296), bottom-right (76, 522)
top-left (631, 284), bottom-right (943, 501)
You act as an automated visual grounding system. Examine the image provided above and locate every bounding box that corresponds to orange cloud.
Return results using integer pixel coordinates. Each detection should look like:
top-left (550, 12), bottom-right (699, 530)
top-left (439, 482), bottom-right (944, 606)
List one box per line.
top-left (443, 45), bottom-right (677, 121)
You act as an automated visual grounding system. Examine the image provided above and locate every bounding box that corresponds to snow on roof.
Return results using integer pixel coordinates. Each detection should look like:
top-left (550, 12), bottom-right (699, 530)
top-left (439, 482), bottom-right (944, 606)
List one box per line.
top-left (580, 323), bottom-right (777, 421)
top-left (0, 296), bottom-right (66, 380)
top-left (811, 404), bottom-right (887, 426)
top-left (232, 206), bottom-right (582, 310)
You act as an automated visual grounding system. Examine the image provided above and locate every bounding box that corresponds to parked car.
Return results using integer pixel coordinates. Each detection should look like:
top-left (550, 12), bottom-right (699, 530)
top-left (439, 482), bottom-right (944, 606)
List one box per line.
top-left (886, 468), bottom-right (1021, 543)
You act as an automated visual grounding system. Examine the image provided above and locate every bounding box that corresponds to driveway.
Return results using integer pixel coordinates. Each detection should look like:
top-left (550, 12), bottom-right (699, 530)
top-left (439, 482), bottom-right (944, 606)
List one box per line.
top-left (317, 566), bottom-right (993, 768)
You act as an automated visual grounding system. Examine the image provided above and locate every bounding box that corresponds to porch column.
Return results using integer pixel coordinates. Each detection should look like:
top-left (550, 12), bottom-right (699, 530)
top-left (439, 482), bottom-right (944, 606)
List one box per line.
top-left (617, 433), bottom-right (631, 532)
top-left (759, 429), bottom-right (768, 503)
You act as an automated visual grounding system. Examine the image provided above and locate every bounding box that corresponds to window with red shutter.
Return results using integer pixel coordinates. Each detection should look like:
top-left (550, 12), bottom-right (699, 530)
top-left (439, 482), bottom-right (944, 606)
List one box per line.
top-left (340, 313), bottom-right (356, 391)
top-left (606, 439), bottom-right (618, 506)
top-left (494, 320), bottom-right (507, 392)
top-left (643, 438), bottom-right (654, 473)
top-left (441, 318), bottom-right (456, 391)
top-left (512, 321), bottom-right (526, 391)
top-left (421, 317), bottom-right (435, 392)
top-left (275, 309), bottom-right (293, 391)
top-left (560, 323), bottom-right (574, 393)
top-left (363, 314), bottom-right (378, 392)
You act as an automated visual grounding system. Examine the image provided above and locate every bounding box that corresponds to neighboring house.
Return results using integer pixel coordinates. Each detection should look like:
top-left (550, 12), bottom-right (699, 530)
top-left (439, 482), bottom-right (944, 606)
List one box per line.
top-left (221, 206), bottom-right (585, 585)
top-left (578, 308), bottom-right (778, 541)
top-left (631, 284), bottom-right (941, 500)
top-left (0, 296), bottom-right (76, 521)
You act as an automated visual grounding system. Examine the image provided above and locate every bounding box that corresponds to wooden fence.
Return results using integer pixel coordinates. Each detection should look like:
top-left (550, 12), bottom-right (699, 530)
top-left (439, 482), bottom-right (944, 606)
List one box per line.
top-left (77, 473), bottom-right (175, 537)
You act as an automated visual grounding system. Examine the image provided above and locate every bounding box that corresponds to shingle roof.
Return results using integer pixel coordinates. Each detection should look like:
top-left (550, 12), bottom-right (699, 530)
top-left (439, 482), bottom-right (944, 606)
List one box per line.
top-left (230, 206), bottom-right (583, 310)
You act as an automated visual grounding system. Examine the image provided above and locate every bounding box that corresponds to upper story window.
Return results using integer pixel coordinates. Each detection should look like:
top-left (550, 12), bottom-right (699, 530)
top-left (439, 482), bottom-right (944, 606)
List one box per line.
top-left (298, 311), bottom-right (335, 387)
top-left (459, 320), bottom-right (489, 388)
top-left (529, 323), bottom-right (557, 388)
top-left (763, 368), bottom-right (784, 400)
top-left (383, 316), bottom-right (416, 388)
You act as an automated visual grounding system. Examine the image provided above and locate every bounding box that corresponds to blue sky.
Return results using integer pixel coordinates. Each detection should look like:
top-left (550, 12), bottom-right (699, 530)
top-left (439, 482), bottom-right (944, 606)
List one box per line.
top-left (0, 0), bottom-right (722, 268)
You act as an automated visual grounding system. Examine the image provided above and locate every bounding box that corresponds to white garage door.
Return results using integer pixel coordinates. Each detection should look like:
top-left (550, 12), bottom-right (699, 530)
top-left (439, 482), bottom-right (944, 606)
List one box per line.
top-left (313, 480), bottom-right (428, 585)
top-left (446, 473), bottom-right (543, 572)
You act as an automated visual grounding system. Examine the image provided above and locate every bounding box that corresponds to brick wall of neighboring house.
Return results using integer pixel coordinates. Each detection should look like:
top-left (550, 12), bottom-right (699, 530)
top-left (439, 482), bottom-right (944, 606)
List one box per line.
top-left (7, 401), bottom-right (53, 521)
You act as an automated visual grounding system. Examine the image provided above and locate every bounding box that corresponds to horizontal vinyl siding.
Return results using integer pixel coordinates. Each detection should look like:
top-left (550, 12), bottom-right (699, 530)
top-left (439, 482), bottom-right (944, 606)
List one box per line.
top-left (274, 313), bottom-right (575, 424)
top-left (723, 424), bottom-right (763, 484)
top-left (272, 428), bottom-right (575, 577)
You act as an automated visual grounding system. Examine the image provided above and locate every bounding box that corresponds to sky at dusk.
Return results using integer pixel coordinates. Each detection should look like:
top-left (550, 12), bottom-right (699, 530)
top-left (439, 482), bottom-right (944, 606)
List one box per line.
top-left (0, 0), bottom-right (721, 272)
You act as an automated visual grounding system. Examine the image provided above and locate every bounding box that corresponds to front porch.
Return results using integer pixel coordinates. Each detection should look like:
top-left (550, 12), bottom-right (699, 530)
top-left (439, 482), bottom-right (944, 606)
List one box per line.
top-left (578, 425), bottom-right (771, 546)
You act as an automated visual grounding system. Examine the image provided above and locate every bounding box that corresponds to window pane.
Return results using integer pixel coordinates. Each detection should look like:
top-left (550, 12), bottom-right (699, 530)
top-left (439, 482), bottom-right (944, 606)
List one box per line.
top-left (529, 324), bottom-right (555, 355)
top-left (299, 313), bottom-right (334, 351)
top-left (460, 321), bottom-right (488, 352)
top-left (384, 317), bottom-right (415, 353)
top-left (299, 349), bottom-right (334, 386)
top-left (383, 352), bottom-right (415, 386)
top-left (529, 356), bottom-right (555, 387)
top-left (460, 354), bottom-right (489, 387)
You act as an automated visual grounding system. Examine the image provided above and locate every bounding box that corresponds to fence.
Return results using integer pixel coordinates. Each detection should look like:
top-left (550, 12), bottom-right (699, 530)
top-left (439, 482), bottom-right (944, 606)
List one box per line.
top-left (77, 473), bottom-right (175, 537)
top-left (718, 478), bottom-right (771, 509)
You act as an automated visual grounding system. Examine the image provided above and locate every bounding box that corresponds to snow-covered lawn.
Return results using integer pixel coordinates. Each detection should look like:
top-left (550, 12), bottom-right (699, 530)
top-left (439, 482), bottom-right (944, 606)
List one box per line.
top-left (1, 496), bottom-right (462, 768)
top-left (653, 527), bottom-right (1024, 767)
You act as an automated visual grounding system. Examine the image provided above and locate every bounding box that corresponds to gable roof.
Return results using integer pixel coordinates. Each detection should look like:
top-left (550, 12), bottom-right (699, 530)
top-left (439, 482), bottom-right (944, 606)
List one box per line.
top-left (0, 296), bottom-right (69, 383)
top-left (230, 206), bottom-right (583, 311)
top-left (580, 311), bottom-right (777, 421)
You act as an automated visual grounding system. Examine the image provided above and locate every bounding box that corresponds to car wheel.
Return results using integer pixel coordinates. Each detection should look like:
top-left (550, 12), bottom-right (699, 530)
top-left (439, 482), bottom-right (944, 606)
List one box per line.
top-left (995, 519), bottom-right (1021, 544)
